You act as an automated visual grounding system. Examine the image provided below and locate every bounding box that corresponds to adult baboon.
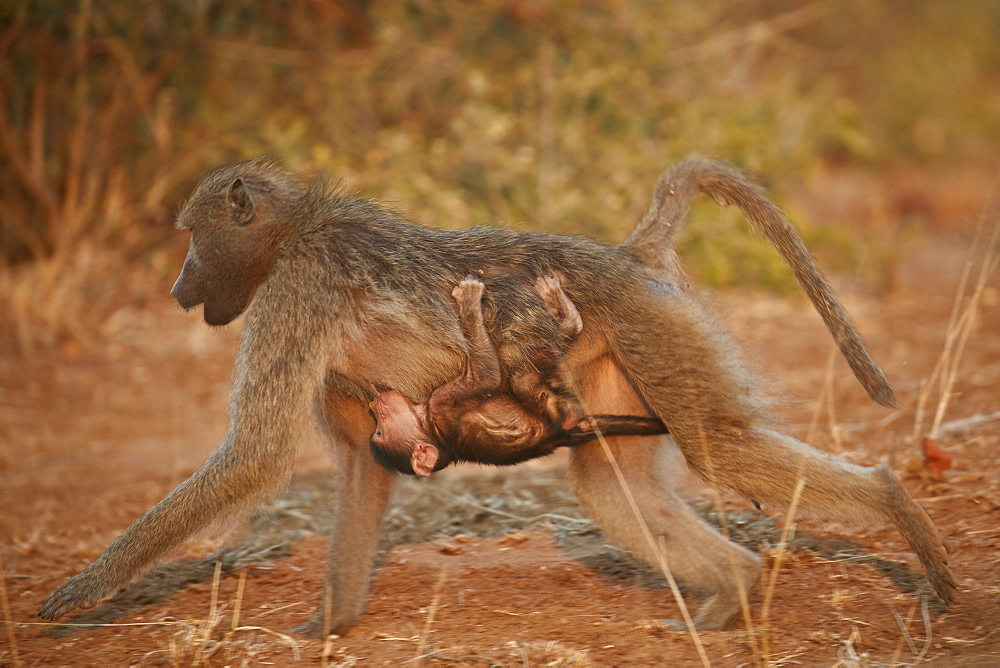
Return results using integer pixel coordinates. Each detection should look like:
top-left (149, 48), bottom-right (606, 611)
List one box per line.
top-left (39, 155), bottom-right (955, 633)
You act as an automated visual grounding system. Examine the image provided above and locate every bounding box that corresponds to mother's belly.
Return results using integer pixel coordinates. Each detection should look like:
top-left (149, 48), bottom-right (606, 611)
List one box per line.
top-left (563, 328), bottom-right (652, 417)
top-left (333, 328), bottom-right (466, 401)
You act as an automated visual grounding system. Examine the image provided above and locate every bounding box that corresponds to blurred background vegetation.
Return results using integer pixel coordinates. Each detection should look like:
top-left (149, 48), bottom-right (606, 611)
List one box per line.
top-left (2, 0), bottom-right (999, 353)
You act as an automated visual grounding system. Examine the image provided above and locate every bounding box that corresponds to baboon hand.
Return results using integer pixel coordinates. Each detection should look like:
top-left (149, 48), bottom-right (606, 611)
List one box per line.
top-left (37, 568), bottom-right (113, 620)
top-left (288, 614), bottom-right (356, 639)
top-left (451, 275), bottom-right (485, 306)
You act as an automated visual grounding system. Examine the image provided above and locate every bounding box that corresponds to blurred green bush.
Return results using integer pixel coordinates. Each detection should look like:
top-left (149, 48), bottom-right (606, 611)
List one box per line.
top-left (2, 1), bottom-right (998, 348)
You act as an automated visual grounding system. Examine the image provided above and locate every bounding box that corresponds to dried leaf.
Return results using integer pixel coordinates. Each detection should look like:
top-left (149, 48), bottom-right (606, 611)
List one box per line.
top-left (922, 437), bottom-right (953, 473)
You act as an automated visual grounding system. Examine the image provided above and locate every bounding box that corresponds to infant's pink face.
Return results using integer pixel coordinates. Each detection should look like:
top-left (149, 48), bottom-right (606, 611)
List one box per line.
top-left (369, 391), bottom-right (424, 447)
top-left (369, 391), bottom-right (440, 476)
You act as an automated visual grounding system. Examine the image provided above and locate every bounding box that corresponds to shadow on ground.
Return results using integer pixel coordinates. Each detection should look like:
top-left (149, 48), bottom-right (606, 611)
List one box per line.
top-left (44, 468), bottom-right (945, 638)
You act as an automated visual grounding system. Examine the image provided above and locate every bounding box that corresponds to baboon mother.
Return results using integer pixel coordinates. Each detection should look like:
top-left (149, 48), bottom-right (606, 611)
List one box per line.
top-left (39, 157), bottom-right (955, 634)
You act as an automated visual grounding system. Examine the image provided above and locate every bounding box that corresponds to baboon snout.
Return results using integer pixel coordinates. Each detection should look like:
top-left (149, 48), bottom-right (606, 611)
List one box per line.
top-left (170, 271), bottom-right (203, 310)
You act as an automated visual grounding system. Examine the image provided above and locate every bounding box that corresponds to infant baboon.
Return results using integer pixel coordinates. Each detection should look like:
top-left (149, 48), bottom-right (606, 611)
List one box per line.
top-left (369, 274), bottom-right (667, 476)
top-left (39, 155), bottom-right (954, 635)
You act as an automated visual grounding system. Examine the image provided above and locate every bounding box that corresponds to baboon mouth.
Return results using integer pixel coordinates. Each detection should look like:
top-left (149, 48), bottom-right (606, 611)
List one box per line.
top-left (170, 291), bottom-right (203, 311)
top-left (201, 302), bottom-right (243, 327)
top-left (203, 310), bottom-right (239, 327)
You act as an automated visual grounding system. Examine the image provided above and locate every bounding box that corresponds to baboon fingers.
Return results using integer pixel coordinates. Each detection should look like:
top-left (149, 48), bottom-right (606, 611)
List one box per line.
top-left (452, 275), bottom-right (485, 303)
top-left (37, 571), bottom-right (108, 620)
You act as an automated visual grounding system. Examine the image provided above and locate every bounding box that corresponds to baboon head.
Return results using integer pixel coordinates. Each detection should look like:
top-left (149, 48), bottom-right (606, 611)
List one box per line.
top-left (171, 160), bottom-right (298, 326)
top-left (368, 391), bottom-right (444, 476)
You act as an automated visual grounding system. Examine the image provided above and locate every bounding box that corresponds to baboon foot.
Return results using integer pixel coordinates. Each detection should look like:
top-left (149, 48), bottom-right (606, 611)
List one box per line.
top-left (689, 591), bottom-right (745, 630)
top-left (689, 547), bottom-right (760, 631)
top-left (533, 273), bottom-right (582, 337)
top-left (878, 465), bottom-right (958, 603)
top-left (288, 612), bottom-right (355, 639)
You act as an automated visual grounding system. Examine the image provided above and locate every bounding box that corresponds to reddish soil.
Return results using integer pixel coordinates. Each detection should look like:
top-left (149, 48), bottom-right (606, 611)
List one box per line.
top-left (2, 237), bottom-right (999, 666)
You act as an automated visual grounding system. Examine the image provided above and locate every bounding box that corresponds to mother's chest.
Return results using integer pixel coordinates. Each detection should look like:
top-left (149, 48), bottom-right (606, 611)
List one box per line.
top-left (329, 297), bottom-right (466, 400)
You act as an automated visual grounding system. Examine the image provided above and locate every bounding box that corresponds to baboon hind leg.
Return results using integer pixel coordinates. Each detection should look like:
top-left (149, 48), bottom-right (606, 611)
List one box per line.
top-left (611, 293), bottom-right (956, 606)
top-left (569, 435), bottom-right (760, 630)
top-left (291, 390), bottom-right (396, 638)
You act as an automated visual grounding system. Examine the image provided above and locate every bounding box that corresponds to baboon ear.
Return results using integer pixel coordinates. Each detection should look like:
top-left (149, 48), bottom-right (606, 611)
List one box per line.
top-left (411, 441), bottom-right (440, 477)
top-left (228, 178), bottom-right (255, 225)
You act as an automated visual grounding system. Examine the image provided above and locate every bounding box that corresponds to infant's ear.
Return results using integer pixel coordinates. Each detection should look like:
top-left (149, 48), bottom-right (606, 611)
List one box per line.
top-left (411, 442), bottom-right (440, 477)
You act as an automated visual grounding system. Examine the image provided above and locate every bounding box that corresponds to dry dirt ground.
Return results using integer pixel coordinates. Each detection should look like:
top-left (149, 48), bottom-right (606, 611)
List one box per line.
top-left (2, 237), bottom-right (999, 666)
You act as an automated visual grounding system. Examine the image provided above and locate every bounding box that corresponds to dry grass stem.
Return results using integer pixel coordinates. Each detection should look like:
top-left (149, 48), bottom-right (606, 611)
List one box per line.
top-left (832, 625), bottom-right (865, 667)
top-left (806, 345), bottom-right (841, 452)
top-left (235, 626), bottom-right (302, 661)
top-left (413, 565), bottom-right (449, 666)
top-left (914, 595), bottom-right (933, 665)
top-left (320, 584), bottom-right (338, 667)
top-left (759, 476), bottom-right (806, 665)
top-left (929, 225), bottom-right (1000, 437)
top-left (0, 558), bottom-right (21, 668)
top-left (668, 3), bottom-right (828, 65)
top-left (230, 569), bottom-right (247, 632)
top-left (888, 600), bottom-right (919, 662)
top-left (571, 385), bottom-right (711, 668)
top-left (913, 177), bottom-right (1000, 445)
top-left (204, 560), bottom-right (223, 650)
top-left (255, 600), bottom-right (306, 617)
top-left (321, 633), bottom-right (337, 667)
top-left (823, 347), bottom-right (843, 452)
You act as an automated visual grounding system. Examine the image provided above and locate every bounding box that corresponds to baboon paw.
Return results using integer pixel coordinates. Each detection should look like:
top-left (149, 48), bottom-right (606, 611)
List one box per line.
top-left (534, 273), bottom-right (582, 336)
top-left (534, 272), bottom-right (562, 291)
top-left (659, 618), bottom-right (694, 632)
top-left (37, 572), bottom-right (109, 621)
top-left (928, 562), bottom-right (959, 605)
top-left (926, 540), bottom-right (958, 600)
top-left (533, 274), bottom-right (562, 306)
top-left (288, 615), bottom-right (353, 639)
top-left (452, 276), bottom-right (485, 304)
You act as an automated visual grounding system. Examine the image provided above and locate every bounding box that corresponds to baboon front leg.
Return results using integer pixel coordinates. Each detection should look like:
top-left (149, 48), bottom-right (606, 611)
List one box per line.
top-left (291, 390), bottom-right (396, 638)
top-left (569, 435), bottom-right (760, 630)
top-left (39, 404), bottom-right (302, 621)
top-left (39, 308), bottom-right (328, 622)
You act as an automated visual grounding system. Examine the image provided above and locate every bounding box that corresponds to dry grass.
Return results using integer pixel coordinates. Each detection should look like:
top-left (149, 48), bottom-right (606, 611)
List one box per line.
top-left (912, 178), bottom-right (1000, 451)
top-left (0, 556), bottom-right (21, 668)
top-left (126, 563), bottom-right (303, 666)
top-left (411, 565), bottom-right (449, 667)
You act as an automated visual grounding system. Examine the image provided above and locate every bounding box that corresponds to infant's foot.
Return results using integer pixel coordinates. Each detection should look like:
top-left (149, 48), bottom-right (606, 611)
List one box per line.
top-left (534, 273), bottom-right (582, 338)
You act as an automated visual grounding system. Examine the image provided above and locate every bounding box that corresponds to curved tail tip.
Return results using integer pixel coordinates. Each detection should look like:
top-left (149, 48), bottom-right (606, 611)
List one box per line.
top-left (870, 384), bottom-right (900, 410)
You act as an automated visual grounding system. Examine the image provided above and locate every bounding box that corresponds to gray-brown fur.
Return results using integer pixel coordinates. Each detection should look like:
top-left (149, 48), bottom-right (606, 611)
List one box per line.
top-left (39, 156), bottom-right (955, 634)
top-left (622, 154), bottom-right (898, 409)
